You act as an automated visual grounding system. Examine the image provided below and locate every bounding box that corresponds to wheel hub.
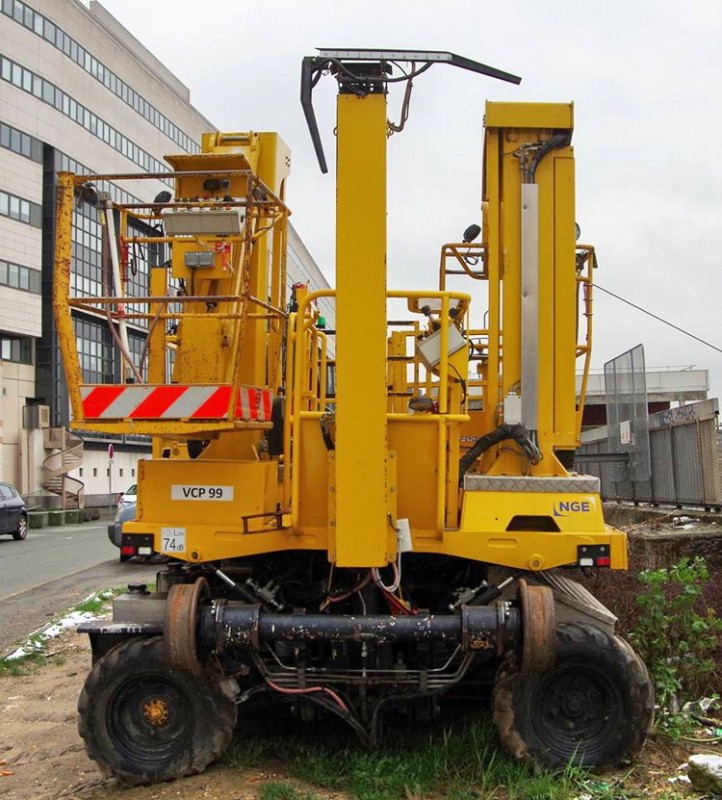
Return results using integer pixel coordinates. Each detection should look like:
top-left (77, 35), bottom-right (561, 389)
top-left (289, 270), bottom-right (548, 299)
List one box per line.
top-left (560, 691), bottom-right (586, 718)
top-left (142, 697), bottom-right (170, 726)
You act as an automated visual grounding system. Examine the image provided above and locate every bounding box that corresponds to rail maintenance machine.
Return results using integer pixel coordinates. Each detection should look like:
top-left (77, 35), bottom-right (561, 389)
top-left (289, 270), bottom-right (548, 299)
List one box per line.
top-left (53, 51), bottom-right (653, 784)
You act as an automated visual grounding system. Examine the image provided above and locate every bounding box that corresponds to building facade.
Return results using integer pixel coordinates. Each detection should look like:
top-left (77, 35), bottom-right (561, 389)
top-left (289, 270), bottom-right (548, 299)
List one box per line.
top-left (0, 0), bottom-right (330, 505)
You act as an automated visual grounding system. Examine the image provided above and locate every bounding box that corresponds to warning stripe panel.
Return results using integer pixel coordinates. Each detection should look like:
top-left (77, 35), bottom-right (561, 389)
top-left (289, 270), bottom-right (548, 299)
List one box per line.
top-left (80, 385), bottom-right (273, 421)
top-left (234, 387), bottom-right (273, 422)
top-left (128, 386), bottom-right (188, 419)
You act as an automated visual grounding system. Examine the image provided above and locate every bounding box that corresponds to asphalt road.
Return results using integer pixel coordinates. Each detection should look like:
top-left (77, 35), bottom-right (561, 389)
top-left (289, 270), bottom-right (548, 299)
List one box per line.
top-left (0, 518), bottom-right (157, 655)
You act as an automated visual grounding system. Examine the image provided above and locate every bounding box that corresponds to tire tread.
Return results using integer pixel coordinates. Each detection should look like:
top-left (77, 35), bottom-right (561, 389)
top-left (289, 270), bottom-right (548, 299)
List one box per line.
top-left (493, 622), bottom-right (654, 769)
top-left (78, 636), bottom-right (236, 785)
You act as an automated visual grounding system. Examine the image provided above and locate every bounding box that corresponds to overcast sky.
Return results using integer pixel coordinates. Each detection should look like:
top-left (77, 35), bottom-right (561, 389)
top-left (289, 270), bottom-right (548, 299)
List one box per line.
top-left (100, 0), bottom-right (722, 402)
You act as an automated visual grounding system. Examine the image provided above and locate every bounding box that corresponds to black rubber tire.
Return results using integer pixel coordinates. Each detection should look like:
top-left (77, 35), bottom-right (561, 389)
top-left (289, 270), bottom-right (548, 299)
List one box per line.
top-left (77, 636), bottom-right (236, 785)
top-left (492, 622), bottom-right (654, 769)
top-left (12, 513), bottom-right (27, 541)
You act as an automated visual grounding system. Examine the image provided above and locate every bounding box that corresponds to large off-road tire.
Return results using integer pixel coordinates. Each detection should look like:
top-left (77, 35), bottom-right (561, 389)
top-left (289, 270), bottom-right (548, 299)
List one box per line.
top-left (78, 636), bottom-right (236, 785)
top-left (493, 622), bottom-right (654, 769)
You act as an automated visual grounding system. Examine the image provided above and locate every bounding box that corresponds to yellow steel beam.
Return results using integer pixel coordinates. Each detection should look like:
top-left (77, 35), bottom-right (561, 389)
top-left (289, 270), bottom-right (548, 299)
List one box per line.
top-left (333, 92), bottom-right (390, 567)
top-left (53, 172), bottom-right (84, 422)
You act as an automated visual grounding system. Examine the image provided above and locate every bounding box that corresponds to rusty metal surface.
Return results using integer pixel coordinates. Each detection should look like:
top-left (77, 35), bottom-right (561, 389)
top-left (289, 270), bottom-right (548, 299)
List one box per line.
top-left (205, 602), bottom-right (520, 657)
top-left (518, 578), bottom-right (556, 675)
top-left (163, 577), bottom-right (209, 675)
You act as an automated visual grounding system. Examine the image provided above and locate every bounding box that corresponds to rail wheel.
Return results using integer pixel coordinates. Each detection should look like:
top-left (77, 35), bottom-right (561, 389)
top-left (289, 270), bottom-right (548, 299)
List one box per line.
top-left (78, 636), bottom-right (236, 785)
top-left (493, 622), bottom-right (654, 768)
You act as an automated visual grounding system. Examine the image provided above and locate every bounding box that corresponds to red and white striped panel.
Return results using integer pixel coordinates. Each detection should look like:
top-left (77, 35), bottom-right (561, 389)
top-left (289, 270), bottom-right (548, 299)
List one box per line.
top-left (80, 385), bottom-right (273, 422)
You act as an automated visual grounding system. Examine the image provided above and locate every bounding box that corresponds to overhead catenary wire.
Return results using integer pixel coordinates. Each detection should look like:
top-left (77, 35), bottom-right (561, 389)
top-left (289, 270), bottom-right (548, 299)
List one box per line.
top-left (595, 283), bottom-right (722, 355)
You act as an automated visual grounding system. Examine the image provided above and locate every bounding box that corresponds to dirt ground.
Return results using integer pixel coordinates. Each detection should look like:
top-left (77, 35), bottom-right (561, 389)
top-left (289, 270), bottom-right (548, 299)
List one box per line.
top-left (0, 624), bottom-right (716, 800)
top-left (0, 628), bottom-right (345, 800)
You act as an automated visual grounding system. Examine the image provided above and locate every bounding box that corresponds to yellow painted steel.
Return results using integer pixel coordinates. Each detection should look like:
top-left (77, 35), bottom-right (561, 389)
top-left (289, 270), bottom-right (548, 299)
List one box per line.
top-left (53, 173), bottom-right (84, 422)
top-left (485, 102), bottom-right (574, 130)
top-left (333, 92), bottom-right (391, 567)
top-left (53, 103), bottom-right (627, 574)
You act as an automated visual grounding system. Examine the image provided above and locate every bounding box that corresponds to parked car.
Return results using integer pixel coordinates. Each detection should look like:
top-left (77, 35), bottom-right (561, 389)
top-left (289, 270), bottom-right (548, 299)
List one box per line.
top-left (117, 483), bottom-right (137, 511)
top-left (108, 501), bottom-right (137, 561)
top-left (0, 482), bottom-right (28, 541)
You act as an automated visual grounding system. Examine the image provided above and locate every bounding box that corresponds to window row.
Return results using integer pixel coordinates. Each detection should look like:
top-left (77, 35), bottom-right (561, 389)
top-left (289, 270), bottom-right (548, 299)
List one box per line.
top-left (79, 467), bottom-right (136, 478)
top-left (0, 335), bottom-right (32, 364)
top-left (0, 258), bottom-right (41, 293)
top-left (0, 55), bottom-right (173, 186)
top-left (0, 189), bottom-right (41, 226)
top-left (0, 120), bottom-right (42, 162)
top-left (2, 0), bottom-right (199, 154)
top-left (73, 314), bottom-right (150, 383)
top-left (74, 315), bottom-right (113, 383)
top-left (55, 151), bottom-right (141, 208)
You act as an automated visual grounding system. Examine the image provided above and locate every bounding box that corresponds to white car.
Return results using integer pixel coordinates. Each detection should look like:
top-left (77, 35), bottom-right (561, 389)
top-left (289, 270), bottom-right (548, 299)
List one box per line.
top-left (117, 483), bottom-right (137, 510)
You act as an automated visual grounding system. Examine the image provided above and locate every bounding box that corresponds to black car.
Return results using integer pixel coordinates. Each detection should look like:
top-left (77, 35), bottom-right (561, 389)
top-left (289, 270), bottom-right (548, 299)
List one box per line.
top-left (0, 482), bottom-right (27, 541)
top-left (108, 501), bottom-right (137, 561)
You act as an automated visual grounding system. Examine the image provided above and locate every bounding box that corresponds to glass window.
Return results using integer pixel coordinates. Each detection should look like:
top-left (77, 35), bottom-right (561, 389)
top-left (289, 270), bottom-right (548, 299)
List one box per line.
top-left (30, 269), bottom-right (40, 293)
top-left (0, 336), bottom-right (32, 364)
top-left (29, 203), bottom-right (41, 227)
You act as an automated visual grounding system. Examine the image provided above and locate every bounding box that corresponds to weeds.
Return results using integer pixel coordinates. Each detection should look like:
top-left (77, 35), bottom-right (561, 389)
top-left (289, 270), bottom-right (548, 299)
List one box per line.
top-left (629, 556), bottom-right (722, 732)
top-left (0, 650), bottom-right (65, 677)
top-left (224, 714), bottom-right (616, 800)
top-left (0, 586), bottom-right (119, 675)
top-left (259, 782), bottom-right (321, 800)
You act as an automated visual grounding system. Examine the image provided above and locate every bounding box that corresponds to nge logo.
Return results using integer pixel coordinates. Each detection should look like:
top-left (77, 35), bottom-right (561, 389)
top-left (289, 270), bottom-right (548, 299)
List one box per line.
top-left (553, 500), bottom-right (591, 517)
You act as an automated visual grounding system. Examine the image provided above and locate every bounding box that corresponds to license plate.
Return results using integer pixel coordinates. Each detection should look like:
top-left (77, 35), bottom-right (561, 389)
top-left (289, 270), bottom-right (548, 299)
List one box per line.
top-left (161, 527), bottom-right (186, 553)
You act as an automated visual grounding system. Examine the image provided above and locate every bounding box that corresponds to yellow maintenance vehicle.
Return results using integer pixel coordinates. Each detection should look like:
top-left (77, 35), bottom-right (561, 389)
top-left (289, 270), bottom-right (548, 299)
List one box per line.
top-left (53, 50), bottom-right (653, 784)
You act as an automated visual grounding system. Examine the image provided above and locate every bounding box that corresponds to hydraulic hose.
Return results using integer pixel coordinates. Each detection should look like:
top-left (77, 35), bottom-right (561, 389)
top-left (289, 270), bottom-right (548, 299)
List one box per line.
top-left (458, 423), bottom-right (541, 485)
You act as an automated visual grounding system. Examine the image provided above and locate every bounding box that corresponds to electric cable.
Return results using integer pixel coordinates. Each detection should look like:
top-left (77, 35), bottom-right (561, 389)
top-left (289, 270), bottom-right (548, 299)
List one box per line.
top-left (595, 283), bottom-right (722, 355)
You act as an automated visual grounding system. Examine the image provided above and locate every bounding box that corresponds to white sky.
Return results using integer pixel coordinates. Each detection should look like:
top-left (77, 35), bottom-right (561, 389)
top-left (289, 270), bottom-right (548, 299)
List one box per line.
top-left (100, 0), bottom-right (722, 401)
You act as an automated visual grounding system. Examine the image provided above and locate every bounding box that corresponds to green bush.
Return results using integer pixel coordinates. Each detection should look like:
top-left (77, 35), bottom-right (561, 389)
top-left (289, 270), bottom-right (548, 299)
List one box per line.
top-left (630, 556), bottom-right (722, 728)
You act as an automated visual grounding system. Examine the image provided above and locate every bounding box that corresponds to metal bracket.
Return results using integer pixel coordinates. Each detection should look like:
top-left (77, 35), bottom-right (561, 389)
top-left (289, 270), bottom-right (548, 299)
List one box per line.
top-left (301, 49), bottom-right (521, 174)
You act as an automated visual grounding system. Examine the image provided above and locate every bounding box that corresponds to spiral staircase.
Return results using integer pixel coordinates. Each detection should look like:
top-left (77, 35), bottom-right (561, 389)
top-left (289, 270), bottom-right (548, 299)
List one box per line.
top-left (42, 428), bottom-right (85, 510)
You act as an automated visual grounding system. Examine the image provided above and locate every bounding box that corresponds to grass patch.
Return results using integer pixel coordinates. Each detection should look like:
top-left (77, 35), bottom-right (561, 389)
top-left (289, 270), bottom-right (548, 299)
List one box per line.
top-left (0, 650), bottom-right (65, 677)
top-left (73, 595), bottom-right (108, 615)
top-left (0, 586), bottom-right (123, 675)
top-left (259, 781), bottom-right (322, 800)
top-left (224, 713), bottom-right (619, 800)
